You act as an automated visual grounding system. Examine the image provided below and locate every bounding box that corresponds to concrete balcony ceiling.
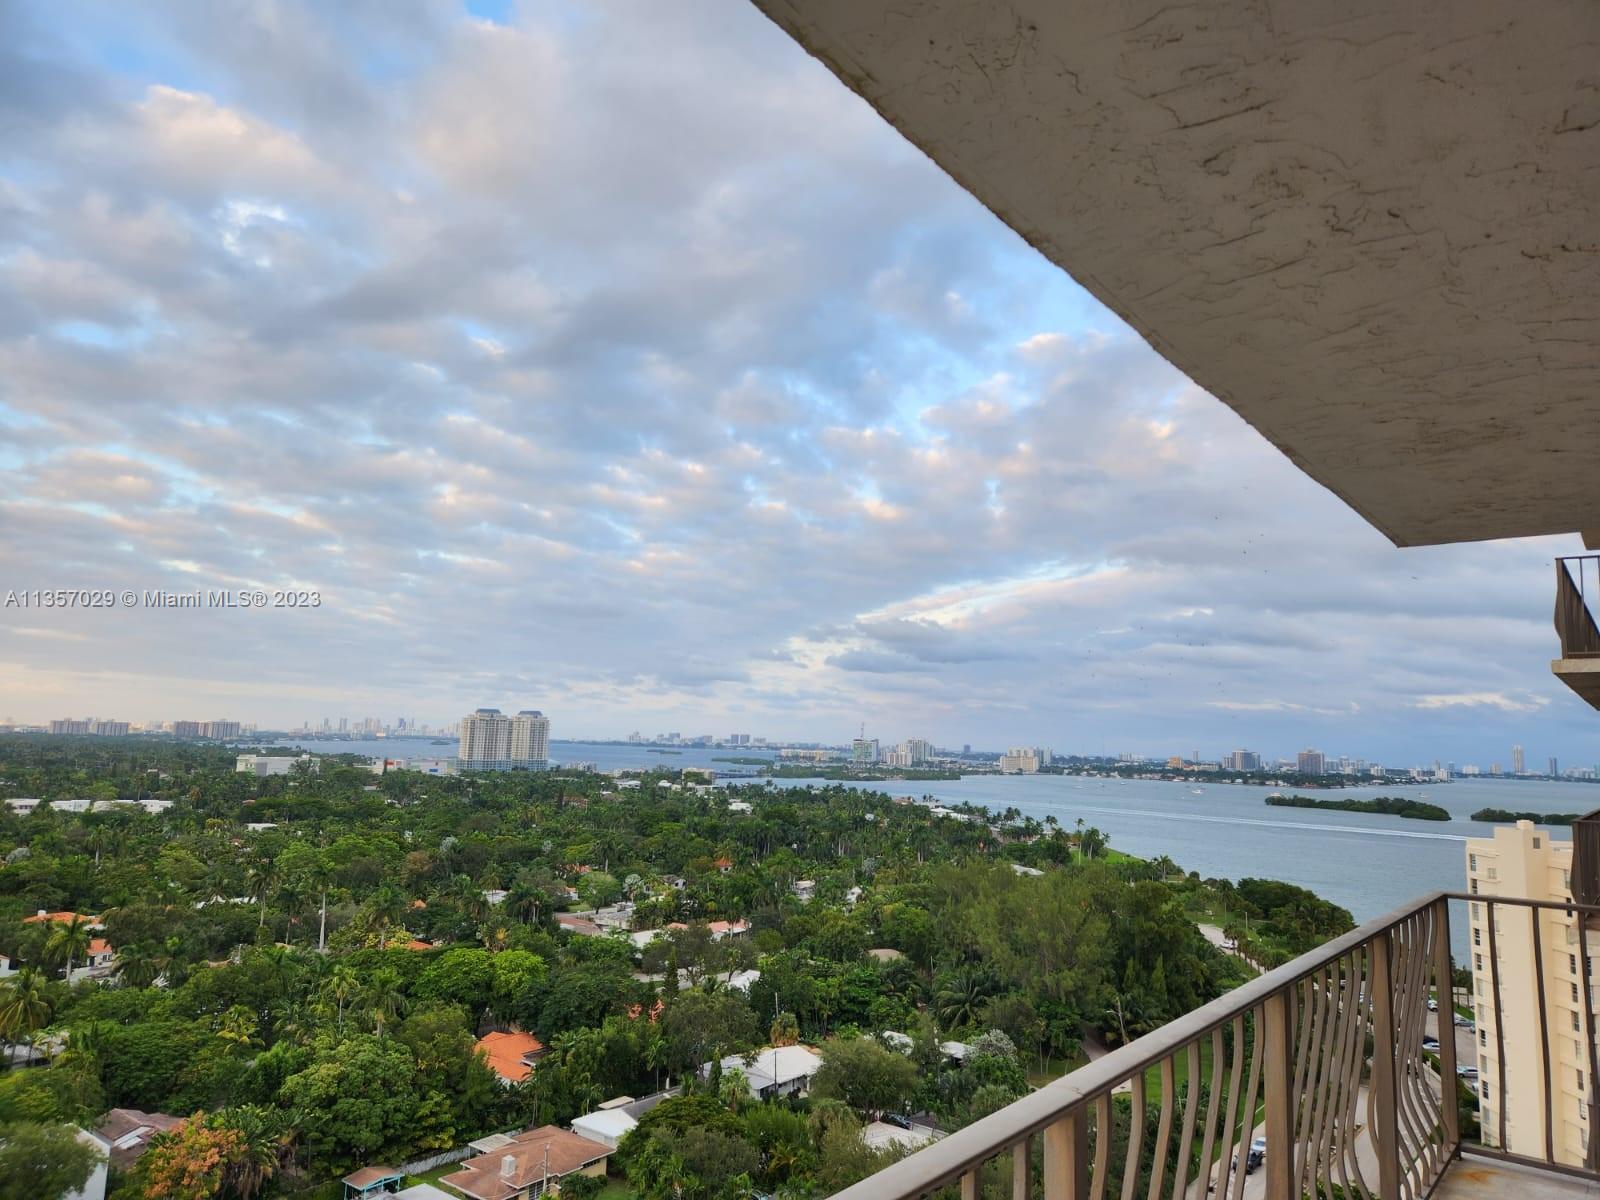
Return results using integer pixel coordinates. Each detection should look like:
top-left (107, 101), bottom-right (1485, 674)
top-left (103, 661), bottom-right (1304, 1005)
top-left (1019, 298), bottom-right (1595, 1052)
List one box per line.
top-left (752, 0), bottom-right (1600, 547)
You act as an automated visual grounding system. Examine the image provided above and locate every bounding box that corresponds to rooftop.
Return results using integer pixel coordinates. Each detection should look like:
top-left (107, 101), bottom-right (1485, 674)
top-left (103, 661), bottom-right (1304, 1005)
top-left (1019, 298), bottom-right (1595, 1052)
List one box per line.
top-left (438, 1126), bottom-right (609, 1200)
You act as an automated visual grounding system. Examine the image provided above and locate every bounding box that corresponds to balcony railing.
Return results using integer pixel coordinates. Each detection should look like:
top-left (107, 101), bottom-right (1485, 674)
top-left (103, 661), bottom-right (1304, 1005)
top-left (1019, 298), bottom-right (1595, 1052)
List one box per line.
top-left (1556, 555), bottom-right (1600, 659)
top-left (835, 892), bottom-right (1600, 1200)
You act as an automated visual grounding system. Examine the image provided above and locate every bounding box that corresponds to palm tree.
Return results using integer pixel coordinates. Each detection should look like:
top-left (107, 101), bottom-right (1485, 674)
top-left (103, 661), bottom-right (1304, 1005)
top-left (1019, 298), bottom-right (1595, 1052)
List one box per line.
top-left (0, 970), bottom-right (54, 1048)
top-left (44, 916), bottom-right (94, 982)
top-left (326, 964), bottom-right (360, 1034)
top-left (932, 966), bottom-right (997, 1031)
top-left (363, 968), bottom-right (407, 1039)
top-left (247, 855), bottom-right (280, 927)
top-left (115, 943), bottom-right (162, 989)
top-left (216, 1106), bottom-right (289, 1200)
top-left (217, 1004), bottom-right (262, 1052)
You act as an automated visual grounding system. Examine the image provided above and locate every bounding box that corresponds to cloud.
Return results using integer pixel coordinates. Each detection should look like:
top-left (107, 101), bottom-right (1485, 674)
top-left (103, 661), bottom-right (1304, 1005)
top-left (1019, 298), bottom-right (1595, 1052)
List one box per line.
top-left (0, 0), bottom-right (1590, 765)
top-left (1413, 693), bottom-right (1551, 715)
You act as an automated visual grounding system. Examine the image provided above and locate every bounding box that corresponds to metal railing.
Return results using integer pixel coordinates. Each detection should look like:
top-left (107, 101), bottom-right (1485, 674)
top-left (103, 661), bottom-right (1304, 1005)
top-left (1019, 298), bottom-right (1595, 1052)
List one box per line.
top-left (1556, 556), bottom-right (1600, 659)
top-left (1465, 893), bottom-right (1600, 1180)
top-left (834, 893), bottom-right (1459, 1200)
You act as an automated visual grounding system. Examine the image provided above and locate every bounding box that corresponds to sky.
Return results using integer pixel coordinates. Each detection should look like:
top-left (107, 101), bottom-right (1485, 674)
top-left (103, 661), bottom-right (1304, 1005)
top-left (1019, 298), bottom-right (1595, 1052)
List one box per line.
top-left (0, 0), bottom-right (1593, 766)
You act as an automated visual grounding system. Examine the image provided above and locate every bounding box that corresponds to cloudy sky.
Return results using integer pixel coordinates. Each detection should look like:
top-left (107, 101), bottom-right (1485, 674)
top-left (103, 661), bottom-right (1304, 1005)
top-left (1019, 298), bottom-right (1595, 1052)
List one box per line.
top-left (0, 0), bottom-right (1592, 765)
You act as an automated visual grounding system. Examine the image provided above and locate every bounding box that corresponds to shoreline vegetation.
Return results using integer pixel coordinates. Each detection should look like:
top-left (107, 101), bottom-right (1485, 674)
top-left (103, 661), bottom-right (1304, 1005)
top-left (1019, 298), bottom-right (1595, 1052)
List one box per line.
top-left (1265, 793), bottom-right (1452, 821)
top-left (1471, 807), bottom-right (1584, 825)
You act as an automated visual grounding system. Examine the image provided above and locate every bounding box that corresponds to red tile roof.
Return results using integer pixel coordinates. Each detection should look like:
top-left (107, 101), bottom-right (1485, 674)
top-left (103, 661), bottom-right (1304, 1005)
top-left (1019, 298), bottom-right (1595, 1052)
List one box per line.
top-left (476, 1030), bottom-right (545, 1082)
top-left (23, 911), bottom-right (98, 925)
top-left (440, 1126), bottom-right (609, 1200)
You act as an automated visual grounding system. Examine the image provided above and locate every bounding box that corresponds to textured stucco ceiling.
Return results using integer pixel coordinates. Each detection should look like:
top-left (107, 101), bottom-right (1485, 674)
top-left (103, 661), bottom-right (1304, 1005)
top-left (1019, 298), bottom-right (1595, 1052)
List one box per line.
top-left (752, 0), bottom-right (1600, 547)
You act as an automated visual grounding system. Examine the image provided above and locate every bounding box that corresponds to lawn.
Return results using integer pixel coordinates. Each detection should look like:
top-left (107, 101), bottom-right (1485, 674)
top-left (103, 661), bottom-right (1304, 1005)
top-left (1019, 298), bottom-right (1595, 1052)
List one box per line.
top-left (1027, 1050), bottom-right (1089, 1087)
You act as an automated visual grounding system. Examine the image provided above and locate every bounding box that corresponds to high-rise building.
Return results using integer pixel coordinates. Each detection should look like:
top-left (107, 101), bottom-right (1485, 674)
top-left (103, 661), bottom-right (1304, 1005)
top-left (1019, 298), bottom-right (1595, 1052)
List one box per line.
top-left (1465, 822), bottom-right (1593, 1164)
top-left (458, 708), bottom-right (550, 771)
top-left (172, 720), bottom-right (202, 738)
top-left (90, 720), bottom-right (129, 736)
top-left (202, 720), bottom-right (241, 739)
top-left (1513, 744), bottom-right (1526, 774)
top-left (1226, 749), bottom-right (1261, 771)
top-left (998, 747), bottom-right (1041, 774)
top-left (1550, 756), bottom-right (1559, 778)
top-left (851, 737), bottom-right (879, 764)
top-left (508, 710), bottom-right (550, 766)
top-left (1296, 748), bottom-right (1326, 774)
top-left (48, 719), bottom-right (91, 735)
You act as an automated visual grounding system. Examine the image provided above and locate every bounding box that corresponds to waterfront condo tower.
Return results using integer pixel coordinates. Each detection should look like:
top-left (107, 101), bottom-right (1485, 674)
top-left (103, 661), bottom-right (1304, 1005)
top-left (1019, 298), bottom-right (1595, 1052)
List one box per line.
top-left (457, 707), bottom-right (551, 771)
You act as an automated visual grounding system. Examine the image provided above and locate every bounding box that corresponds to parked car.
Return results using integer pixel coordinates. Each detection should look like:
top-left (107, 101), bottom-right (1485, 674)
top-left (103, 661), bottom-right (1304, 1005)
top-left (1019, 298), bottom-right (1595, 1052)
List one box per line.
top-left (881, 1113), bottom-right (912, 1130)
top-left (1422, 1036), bottom-right (1441, 1051)
top-left (1427, 998), bottom-right (1439, 1012)
top-left (1453, 1015), bottom-right (1474, 1029)
top-left (1457, 1065), bottom-right (1479, 1079)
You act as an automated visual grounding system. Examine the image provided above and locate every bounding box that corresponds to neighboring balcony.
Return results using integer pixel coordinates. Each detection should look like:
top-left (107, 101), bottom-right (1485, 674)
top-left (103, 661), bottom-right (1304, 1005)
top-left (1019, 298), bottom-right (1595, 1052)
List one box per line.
top-left (1554, 556), bottom-right (1600, 712)
top-left (830, 893), bottom-right (1598, 1200)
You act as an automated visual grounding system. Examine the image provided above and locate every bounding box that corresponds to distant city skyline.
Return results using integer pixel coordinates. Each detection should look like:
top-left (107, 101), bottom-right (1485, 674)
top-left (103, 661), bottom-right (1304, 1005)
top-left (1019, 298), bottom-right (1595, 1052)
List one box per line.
top-left (6, 710), bottom-right (1594, 776)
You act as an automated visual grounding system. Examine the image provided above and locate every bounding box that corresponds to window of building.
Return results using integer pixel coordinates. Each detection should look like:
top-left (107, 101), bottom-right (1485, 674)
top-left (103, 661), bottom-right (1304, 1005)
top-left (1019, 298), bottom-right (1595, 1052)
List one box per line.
top-left (1476, 953), bottom-right (1484, 971)
top-left (1574, 983), bottom-right (1582, 1005)
top-left (1487, 866), bottom-right (1499, 880)
top-left (1472, 902), bottom-right (1481, 921)
top-left (1573, 954), bottom-right (1579, 975)
top-left (1474, 928), bottom-right (1482, 946)
top-left (1480, 1030), bottom-right (1488, 1046)
top-left (1580, 1070), bottom-right (1586, 1092)
top-left (1470, 854), bottom-right (1478, 871)
top-left (1470, 879), bottom-right (1479, 895)
top-left (1574, 1011), bottom-right (1582, 1032)
top-left (1533, 837), bottom-right (1542, 849)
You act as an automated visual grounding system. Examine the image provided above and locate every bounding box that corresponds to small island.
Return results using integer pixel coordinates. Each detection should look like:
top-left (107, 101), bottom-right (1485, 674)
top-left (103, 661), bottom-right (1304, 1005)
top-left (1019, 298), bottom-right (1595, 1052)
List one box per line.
top-left (1471, 807), bottom-right (1583, 826)
top-left (1266, 793), bottom-right (1451, 821)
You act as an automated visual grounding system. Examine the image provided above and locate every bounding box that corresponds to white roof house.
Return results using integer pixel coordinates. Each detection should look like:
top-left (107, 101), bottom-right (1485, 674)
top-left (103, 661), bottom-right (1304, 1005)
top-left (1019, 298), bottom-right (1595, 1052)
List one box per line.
top-left (725, 969), bottom-right (761, 993)
top-left (706, 1045), bottom-right (824, 1100)
top-left (570, 1107), bottom-right (638, 1150)
top-left (863, 1121), bottom-right (939, 1152)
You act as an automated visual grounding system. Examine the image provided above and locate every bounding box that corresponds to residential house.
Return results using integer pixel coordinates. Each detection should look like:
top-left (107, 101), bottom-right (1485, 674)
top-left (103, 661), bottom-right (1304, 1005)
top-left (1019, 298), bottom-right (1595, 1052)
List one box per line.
top-left (791, 880), bottom-right (816, 902)
top-left (704, 1044), bottom-right (824, 1101)
top-left (92, 1108), bottom-right (186, 1172)
top-left (475, 1030), bottom-right (546, 1086)
top-left (439, 1125), bottom-right (610, 1199)
top-left (569, 1100), bottom-right (638, 1150)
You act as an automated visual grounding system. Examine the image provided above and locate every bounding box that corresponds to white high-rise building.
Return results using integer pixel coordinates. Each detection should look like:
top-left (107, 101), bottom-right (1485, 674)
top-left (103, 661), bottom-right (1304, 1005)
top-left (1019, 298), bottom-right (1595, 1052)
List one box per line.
top-left (458, 708), bottom-right (550, 771)
top-left (509, 710), bottom-right (550, 765)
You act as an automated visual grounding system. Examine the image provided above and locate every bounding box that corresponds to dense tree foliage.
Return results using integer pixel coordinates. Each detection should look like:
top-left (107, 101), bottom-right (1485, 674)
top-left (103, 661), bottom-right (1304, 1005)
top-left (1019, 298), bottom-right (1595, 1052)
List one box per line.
top-left (0, 734), bottom-right (1308, 1197)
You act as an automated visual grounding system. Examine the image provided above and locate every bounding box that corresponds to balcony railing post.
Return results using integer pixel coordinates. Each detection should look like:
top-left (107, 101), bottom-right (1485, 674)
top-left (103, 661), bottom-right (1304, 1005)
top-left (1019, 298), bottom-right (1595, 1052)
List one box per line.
top-left (1263, 988), bottom-right (1294, 1198)
top-left (1371, 927), bottom-right (1402, 1198)
top-left (1042, 1111), bottom-right (1085, 1200)
top-left (1432, 897), bottom-right (1461, 1153)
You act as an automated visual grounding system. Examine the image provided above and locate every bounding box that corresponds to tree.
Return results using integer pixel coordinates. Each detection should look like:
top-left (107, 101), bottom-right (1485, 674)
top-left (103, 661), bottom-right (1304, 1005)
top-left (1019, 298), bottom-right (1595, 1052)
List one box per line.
top-left (278, 1035), bottom-right (434, 1171)
top-left (0, 1121), bottom-right (102, 1200)
top-left (811, 1036), bottom-right (919, 1118)
top-left (0, 969), bottom-right (54, 1044)
top-left (769, 1011), bottom-right (800, 1047)
top-left (134, 1117), bottom-right (242, 1200)
top-left (44, 916), bottom-right (93, 981)
top-left (932, 966), bottom-right (999, 1032)
top-left (660, 991), bottom-right (759, 1078)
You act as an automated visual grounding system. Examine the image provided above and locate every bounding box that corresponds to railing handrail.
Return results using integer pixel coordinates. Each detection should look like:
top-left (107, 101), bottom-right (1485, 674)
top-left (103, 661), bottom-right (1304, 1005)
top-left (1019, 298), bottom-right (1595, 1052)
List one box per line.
top-left (1556, 556), bottom-right (1600, 658)
top-left (829, 890), bottom-right (1449, 1199)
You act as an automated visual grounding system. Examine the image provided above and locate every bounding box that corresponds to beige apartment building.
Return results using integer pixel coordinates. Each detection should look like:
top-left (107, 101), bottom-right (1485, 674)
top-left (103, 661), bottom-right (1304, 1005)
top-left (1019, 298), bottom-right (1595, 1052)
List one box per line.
top-left (1466, 821), bottom-right (1595, 1165)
